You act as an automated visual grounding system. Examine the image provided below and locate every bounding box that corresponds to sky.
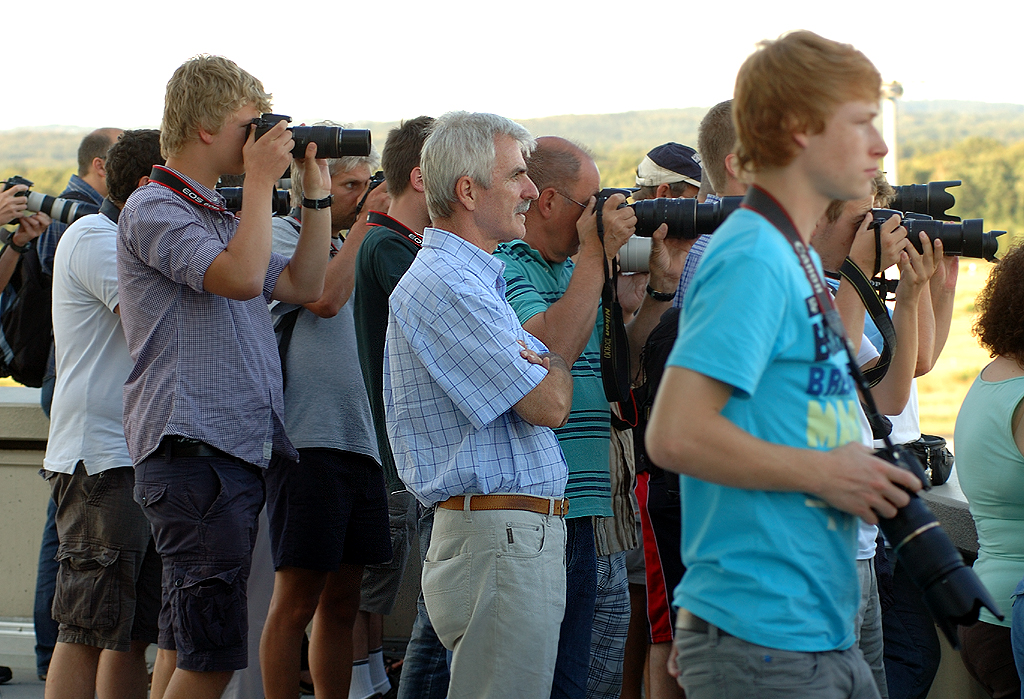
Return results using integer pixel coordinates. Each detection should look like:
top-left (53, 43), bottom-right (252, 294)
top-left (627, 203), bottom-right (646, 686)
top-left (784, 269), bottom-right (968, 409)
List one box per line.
top-left (4, 0), bottom-right (1022, 132)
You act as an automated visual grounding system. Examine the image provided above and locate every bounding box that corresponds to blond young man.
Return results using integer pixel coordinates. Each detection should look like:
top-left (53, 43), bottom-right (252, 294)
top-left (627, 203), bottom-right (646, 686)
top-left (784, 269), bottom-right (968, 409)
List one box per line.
top-left (645, 31), bottom-right (922, 698)
top-left (117, 55), bottom-right (332, 699)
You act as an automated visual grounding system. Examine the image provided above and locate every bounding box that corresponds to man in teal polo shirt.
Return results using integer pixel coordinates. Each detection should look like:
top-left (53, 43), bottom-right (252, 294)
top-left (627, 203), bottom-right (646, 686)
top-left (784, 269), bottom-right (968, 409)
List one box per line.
top-left (494, 136), bottom-right (689, 698)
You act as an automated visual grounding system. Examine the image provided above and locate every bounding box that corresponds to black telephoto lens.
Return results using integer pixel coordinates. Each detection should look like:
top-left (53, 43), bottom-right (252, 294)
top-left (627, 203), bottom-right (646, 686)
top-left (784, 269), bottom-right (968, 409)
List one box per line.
top-left (875, 445), bottom-right (1003, 648)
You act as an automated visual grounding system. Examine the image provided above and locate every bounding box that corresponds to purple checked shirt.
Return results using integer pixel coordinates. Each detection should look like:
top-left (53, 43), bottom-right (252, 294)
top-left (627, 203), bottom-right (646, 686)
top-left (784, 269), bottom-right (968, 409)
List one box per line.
top-left (116, 169), bottom-right (296, 468)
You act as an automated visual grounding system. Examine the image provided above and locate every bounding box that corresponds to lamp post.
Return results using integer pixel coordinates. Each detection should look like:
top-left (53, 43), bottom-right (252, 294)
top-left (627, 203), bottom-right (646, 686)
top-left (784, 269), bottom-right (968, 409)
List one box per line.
top-left (882, 81), bottom-right (903, 185)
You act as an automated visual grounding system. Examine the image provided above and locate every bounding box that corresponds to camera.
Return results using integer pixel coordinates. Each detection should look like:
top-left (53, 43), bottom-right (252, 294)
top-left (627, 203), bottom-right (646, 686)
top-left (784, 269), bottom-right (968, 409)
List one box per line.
top-left (3, 176), bottom-right (99, 226)
top-left (595, 188), bottom-right (743, 241)
top-left (367, 170), bottom-right (386, 194)
top-left (871, 208), bottom-right (1006, 262)
top-left (594, 189), bottom-right (742, 272)
top-left (248, 114), bottom-right (371, 159)
top-left (216, 187), bottom-right (291, 216)
top-left (891, 180), bottom-right (960, 221)
top-left (874, 444), bottom-right (1002, 648)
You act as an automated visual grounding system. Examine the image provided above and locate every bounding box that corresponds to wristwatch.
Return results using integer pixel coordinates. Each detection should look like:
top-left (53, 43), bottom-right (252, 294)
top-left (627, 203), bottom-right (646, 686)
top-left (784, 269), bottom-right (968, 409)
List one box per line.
top-left (301, 194), bottom-right (333, 210)
top-left (646, 284), bottom-right (675, 302)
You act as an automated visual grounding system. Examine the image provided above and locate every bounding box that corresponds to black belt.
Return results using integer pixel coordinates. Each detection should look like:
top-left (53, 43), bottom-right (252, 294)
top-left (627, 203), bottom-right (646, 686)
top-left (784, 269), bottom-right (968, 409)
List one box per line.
top-left (675, 609), bottom-right (732, 637)
top-left (153, 436), bottom-right (233, 460)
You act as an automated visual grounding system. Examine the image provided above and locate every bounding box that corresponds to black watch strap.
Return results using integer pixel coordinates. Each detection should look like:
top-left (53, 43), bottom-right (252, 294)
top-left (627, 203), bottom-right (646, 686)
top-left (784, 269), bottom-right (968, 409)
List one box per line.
top-left (302, 194), bottom-right (333, 210)
top-left (646, 284), bottom-right (675, 302)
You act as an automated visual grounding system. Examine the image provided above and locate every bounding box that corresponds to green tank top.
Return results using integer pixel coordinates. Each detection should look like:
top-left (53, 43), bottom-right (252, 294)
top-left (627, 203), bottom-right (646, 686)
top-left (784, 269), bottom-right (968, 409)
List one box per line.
top-left (954, 370), bottom-right (1024, 627)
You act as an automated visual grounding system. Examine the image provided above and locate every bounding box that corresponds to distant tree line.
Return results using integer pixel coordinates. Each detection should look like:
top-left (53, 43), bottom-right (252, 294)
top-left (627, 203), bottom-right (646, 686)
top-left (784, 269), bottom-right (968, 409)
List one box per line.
top-left (2, 103), bottom-right (1023, 244)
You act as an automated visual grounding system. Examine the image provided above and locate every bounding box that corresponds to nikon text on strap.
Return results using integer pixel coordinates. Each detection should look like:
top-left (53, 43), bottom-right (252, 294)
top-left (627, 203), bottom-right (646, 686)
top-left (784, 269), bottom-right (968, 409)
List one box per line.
top-left (595, 202), bottom-right (638, 427)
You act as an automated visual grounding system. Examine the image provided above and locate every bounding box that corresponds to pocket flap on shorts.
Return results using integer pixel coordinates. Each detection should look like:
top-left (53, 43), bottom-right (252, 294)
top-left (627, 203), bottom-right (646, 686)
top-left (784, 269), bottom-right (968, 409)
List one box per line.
top-left (55, 542), bottom-right (120, 569)
top-left (135, 482), bottom-right (167, 508)
top-left (172, 562), bottom-right (242, 597)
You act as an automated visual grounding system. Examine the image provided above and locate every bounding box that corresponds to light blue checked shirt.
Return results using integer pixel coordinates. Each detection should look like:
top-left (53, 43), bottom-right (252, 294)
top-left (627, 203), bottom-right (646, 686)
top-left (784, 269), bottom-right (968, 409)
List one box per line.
top-left (673, 194), bottom-right (720, 308)
top-left (384, 227), bottom-right (569, 507)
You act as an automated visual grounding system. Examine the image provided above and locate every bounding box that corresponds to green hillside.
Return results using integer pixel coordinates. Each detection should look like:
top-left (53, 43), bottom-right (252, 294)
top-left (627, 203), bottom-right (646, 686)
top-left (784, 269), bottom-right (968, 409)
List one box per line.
top-left (3, 101), bottom-right (1023, 239)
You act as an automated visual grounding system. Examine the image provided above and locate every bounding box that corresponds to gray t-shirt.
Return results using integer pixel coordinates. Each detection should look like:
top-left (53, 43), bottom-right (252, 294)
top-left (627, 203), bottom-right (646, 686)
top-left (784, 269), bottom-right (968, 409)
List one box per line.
top-left (270, 217), bottom-right (380, 462)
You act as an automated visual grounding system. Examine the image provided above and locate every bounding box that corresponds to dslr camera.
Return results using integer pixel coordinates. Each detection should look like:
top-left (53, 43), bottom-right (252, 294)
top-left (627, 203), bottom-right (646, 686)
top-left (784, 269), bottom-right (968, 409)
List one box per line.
top-left (3, 176), bottom-right (99, 226)
top-left (216, 186), bottom-right (291, 216)
top-left (599, 188), bottom-right (742, 272)
top-left (874, 181), bottom-right (1006, 262)
top-left (248, 114), bottom-right (372, 159)
top-left (873, 443), bottom-right (1002, 647)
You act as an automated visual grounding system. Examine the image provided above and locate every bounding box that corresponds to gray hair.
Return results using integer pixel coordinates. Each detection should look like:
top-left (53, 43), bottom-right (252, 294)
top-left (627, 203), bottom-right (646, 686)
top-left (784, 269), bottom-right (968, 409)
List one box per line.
top-left (420, 111), bottom-right (535, 220)
top-left (290, 121), bottom-right (381, 206)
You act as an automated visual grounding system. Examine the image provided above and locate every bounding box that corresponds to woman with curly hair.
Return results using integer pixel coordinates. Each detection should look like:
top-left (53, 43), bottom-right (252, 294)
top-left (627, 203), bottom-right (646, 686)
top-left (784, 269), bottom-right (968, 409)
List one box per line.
top-left (954, 241), bottom-right (1024, 698)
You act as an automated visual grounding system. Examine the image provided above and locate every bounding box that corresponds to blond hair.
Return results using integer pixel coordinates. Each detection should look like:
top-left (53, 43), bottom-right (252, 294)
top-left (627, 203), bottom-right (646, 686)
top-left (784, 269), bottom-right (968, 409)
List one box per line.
top-left (160, 55), bottom-right (272, 158)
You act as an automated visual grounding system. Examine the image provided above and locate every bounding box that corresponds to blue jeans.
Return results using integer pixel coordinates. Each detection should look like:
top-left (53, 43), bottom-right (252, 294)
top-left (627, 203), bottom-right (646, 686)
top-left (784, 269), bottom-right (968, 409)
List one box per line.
top-left (1011, 577), bottom-right (1024, 699)
top-left (882, 559), bottom-right (940, 699)
top-left (33, 497), bottom-right (59, 676)
top-left (396, 506), bottom-right (449, 699)
top-left (550, 517), bottom-right (597, 699)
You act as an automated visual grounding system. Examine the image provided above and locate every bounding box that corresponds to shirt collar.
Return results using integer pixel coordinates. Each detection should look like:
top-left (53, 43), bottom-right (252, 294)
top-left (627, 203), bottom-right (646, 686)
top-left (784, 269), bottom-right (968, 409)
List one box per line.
top-left (67, 174), bottom-right (103, 205)
top-left (498, 239), bottom-right (572, 278)
top-left (423, 226), bottom-right (509, 293)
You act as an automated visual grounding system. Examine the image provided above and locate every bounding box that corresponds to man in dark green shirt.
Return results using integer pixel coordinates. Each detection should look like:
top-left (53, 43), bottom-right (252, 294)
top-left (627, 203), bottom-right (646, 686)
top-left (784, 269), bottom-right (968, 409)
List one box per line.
top-left (352, 116), bottom-right (444, 699)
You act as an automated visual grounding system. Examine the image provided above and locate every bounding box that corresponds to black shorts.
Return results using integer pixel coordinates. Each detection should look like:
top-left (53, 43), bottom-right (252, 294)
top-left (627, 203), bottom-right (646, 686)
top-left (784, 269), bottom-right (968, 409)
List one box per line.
top-left (637, 468), bottom-right (685, 644)
top-left (265, 448), bottom-right (392, 571)
top-left (134, 452), bottom-right (265, 673)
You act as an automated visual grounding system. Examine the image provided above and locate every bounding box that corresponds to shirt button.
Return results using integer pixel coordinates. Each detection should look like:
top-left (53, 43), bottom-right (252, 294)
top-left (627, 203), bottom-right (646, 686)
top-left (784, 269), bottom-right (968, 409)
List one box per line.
top-left (174, 579), bottom-right (183, 588)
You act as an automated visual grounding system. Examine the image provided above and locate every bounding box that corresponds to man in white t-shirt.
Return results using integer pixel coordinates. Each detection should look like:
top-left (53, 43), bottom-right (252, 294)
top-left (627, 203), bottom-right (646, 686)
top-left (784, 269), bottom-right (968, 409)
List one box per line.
top-left (42, 130), bottom-right (165, 699)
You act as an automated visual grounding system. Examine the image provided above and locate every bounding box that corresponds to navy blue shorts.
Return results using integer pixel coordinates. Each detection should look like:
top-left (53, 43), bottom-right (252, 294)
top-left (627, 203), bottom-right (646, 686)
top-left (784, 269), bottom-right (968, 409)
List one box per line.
top-left (265, 448), bottom-right (392, 571)
top-left (134, 452), bottom-right (265, 673)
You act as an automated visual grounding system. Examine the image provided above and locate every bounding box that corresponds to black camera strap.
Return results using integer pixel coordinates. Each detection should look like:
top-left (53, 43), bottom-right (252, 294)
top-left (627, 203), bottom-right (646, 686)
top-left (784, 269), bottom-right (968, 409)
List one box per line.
top-left (837, 257), bottom-right (896, 387)
top-left (741, 186), bottom-right (897, 454)
top-left (99, 198), bottom-right (120, 224)
top-left (148, 166), bottom-right (228, 213)
top-left (596, 204), bottom-right (638, 428)
top-left (366, 211), bottom-right (422, 248)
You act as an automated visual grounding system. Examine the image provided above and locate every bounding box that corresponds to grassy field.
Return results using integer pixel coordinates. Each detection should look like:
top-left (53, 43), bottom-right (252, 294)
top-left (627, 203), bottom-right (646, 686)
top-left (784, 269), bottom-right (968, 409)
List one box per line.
top-left (917, 259), bottom-right (996, 442)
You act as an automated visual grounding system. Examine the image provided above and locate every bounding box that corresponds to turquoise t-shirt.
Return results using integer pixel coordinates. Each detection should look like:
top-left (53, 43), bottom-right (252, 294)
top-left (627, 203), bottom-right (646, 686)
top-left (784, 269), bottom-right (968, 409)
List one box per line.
top-left (954, 372), bottom-right (1024, 627)
top-left (495, 240), bottom-right (612, 519)
top-left (667, 208), bottom-right (861, 652)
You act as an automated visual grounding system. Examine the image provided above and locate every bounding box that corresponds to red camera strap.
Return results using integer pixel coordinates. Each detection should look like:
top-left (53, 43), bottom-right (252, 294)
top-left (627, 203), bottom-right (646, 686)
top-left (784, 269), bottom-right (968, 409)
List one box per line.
top-left (148, 166), bottom-right (228, 213)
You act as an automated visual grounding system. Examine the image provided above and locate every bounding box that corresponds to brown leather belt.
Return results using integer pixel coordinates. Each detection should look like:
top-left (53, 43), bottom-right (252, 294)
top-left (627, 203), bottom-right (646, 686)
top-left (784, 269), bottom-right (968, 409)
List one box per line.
top-left (439, 494), bottom-right (569, 517)
top-left (675, 609), bottom-right (732, 637)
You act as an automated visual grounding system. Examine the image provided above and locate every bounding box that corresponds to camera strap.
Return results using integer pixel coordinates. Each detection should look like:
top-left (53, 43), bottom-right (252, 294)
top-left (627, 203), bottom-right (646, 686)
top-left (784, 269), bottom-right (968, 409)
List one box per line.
top-left (148, 166), bottom-right (229, 213)
top-left (596, 204), bottom-right (638, 427)
top-left (99, 198), bottom-right (121, 224)
top-left (366, 211), bottom-right (422, 248)
top-left (741, 186), bottom-right (897, 454)
top-left (837, 257), bottom-right (897, 387)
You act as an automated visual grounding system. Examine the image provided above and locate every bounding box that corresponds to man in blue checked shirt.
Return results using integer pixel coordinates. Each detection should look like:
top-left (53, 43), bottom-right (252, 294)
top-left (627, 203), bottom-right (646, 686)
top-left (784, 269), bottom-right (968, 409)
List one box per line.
top-left (384, 111), bottom-right (574, 699)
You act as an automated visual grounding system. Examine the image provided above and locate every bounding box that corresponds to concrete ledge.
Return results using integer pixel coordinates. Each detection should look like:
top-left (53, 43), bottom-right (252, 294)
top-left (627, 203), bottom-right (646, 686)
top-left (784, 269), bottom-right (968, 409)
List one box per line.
top-left (0, 387), bottom-right (48, 442)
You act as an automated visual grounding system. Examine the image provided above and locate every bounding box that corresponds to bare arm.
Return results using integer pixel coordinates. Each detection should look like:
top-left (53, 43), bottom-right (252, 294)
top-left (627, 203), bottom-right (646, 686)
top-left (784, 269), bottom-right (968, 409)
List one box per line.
top-left (522, 196), bottom-right (634, 366)
top-left (926, 248), bottom-right (958, 370)
top-left (204, 119), bottom-right (298, 300)
top-left (304, 184), bottom-right (391, 318)
top-left (625, 223), bottom-right (690, 379)
top-left (271, 148), bottom-right (334, 304)
top-left (867, 234), bottom-right (939, 415)
top-left (644, 366), bottom-right (920, 523)
top-left (0, 212), bottom-right (50, 289)
top-left (512, 344), bottom-right (574, 428)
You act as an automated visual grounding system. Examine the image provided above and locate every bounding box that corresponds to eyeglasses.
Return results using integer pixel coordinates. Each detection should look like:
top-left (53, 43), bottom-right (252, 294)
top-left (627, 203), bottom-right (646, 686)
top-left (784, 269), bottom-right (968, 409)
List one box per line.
top-left (555, 191), bottom-right (587, 209)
